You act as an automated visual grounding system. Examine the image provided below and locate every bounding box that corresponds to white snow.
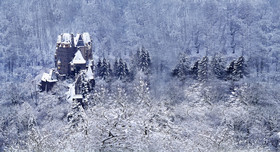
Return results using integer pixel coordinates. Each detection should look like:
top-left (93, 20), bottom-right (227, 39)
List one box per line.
top-left (41, 69), bottom-right (58, 82)
top-left (57, 33), bottom-right (72, 44)
top-left (62, 33), bottom-right (71, 43)
top-left (57, 35), bottom-right (62, 43)
top-left (277, 132), bottom-right (280, 138)
top-left (73, 94), bottom-right (83, 99)
top-left (59, 33), bottom-right (90, 47)
top-left (66, 83), bottom-right (76, 102)
top-left (41, 73), bottom-right (50, 82)
top-left (74, 33), bottom-right (80, 46)
top-left (86, 66), bottom-right (94, 80)
top-left (71, 50), bottom-right (86, 64)
top-left (82, 32), bottom-right (91, 44)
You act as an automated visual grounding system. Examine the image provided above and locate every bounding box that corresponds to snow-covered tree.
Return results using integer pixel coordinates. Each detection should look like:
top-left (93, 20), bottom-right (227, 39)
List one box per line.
top-left (172, 55), bottom-right (190, 81)
top-left (226, 60), bottom-right (235, 81)
top-left (232, 56), bottom-right (248, 81)
top-left (96, 58), bottom-right (102, 77)
top-left (96, 58), bottom-right (112, 81)
top-left (190, 60), bottom-right (199, 80)
top-left (132, 46), bottom-right (151, 75)
top-left (113, 58), bottom-right (130, 81)
top-left (134, 75), bottom-right (151, 106)
top-left (198, 56), bottom-right (209, 82)
top-left (211, 55), bottom-right (226, 80)
top-left (67, 98), bottom-right (88, 134)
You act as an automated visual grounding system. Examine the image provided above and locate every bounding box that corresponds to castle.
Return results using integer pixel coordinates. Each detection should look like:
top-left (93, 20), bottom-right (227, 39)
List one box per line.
top-left (40, 33), bottom-right (95, 92)
top-left (55, 33), bottom-right (93, 76)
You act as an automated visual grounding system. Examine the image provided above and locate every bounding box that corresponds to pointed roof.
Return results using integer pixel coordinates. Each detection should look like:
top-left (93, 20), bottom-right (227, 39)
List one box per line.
top-left (86, 66), bottom-right (94, 80)
top-left (76, 34), bottom-right (84, 47)
top-left (71, 50), bottom-right (86, 64)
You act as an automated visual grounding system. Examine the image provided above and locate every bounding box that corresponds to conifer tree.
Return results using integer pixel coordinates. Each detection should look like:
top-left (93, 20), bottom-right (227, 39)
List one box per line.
top-left (99, 58), bottom-right (111, 80)
top-left (172, 56), bottom-right (190, 81)
top-left (233, 56), bottom-right (247, 81)
top-left (140, 47), bottom-right (148, 71)
top-left (139, 47), bottom-right (151, 74)
top-left (113, 59), bottom-right (119, 78)
top-left (96, 58), bottom-right (102, 77)
top-left (124, 62), bottom-right (130, 81)
top-left (131, 46), bottom-right (151, 77)
top-left (108, 62), bottom-right (113, 81)
top-left (211, 55), bottom-right (226, 80)
top-left (198, 56), bottom-right (209, 82)
top-left (118, 58), bottom-right (125, 80)
top-left (226, 60), bottom-right (235, 80)
top-left (190, 60), bottom-right (199, 80)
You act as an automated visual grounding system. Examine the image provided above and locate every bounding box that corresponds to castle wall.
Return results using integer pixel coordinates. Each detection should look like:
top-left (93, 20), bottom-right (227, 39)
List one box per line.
top-left (55, 46), bottom-right (76, 75)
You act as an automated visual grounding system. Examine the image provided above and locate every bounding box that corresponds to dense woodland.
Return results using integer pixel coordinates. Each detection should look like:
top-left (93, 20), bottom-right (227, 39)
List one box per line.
top-left (1, 0), bottom-right (280, 151)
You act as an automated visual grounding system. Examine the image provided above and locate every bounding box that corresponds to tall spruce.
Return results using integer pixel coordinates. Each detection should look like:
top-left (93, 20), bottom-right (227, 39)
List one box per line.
top-left (172, 55), bottom-right (190, 81)
top-left (99, 58), bottom-right (111, 81)
top-left (233, 56), bottom-right (247, 81)
top-left (211, 55), bottom-right (226, 80)
top-left (198, 56), bottom-right (209, 82)
top-left (96, 58), bottom-right (102, 77)
top-left (191, 60), bottom-right (199, 80)
top-left (132, 46), bottom-right (151, 75)
top-left (226, 60), bottom-right (235, 80)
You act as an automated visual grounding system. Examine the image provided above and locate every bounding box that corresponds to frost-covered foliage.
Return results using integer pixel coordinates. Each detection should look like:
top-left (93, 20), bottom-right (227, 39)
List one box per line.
top-left (2, 78), bottom-right (280, 151)
top-left (1, 0), bottom-right (280, 151)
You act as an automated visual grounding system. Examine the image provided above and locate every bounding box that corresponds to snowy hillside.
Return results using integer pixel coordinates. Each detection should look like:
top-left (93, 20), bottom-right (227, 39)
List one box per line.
top-left (1, 0), bottom-right (280, 151)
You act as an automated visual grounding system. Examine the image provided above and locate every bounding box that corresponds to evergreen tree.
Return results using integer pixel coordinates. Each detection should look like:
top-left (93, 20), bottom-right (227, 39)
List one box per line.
top-left (140, 47), bottom-right (147, 71)
top-left (118, 58), bottom-right (125, 80)
top-left (139, 47), bottom-right (151, 74)
top-left (96, 58), bottom-right (102, 77)
top-left (146, 51), bottom-right (151, 70)
top-left (124, 62), bottom-right (130, 80)
top-left (108, 62), bottom-right (113, 81)
top-left (211, 55), bottom-right (226, 80)
top-left (113, 59), bottom-right (119, 78)
top-left (100, 58), bottom-right (111, 80)
top-left (233, 56), bottom-right (248, 81)
top-left (190, 60), bottom-right (199, 80)
top-left (113, 58), bottom-right (130, 81)
top-left (131, 46), bottom-right (151, 77)
top-left (226, 60), bottom-right (235, 80)
top-left (198, 56), bottom-right (209, 82)
top-left (172, 56), bottom-right (190, 81)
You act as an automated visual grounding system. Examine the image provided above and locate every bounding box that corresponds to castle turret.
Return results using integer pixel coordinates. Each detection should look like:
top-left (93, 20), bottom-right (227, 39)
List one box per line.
top-left (55, 33), bottom-right (76, 75)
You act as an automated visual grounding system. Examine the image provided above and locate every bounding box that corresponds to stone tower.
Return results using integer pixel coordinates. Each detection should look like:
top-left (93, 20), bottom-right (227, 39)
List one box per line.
top-left (55, 33), bottom-right (93, 76)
